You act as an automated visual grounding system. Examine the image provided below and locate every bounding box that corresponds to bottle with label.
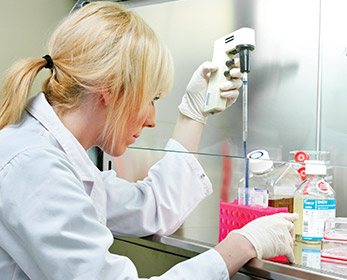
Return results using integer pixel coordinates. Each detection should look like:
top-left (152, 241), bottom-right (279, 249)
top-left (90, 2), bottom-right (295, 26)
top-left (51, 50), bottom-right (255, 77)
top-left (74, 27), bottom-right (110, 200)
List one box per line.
top-left (238, 150), bottom-right (273, 207)
top-left (293, 160), bottom-right (336, 243)
top-left (268, 163), bottom-right (302, 213)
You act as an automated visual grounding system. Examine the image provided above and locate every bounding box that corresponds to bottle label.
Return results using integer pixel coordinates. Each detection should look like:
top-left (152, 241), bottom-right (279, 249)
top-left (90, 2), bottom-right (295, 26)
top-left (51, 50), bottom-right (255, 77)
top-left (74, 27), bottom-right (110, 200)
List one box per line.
top-left (302, 248), bottom-right (321, 269)
top-left (238, 187), bottom-right (268, 207)
top-left (316, 180), bottom-right (330, 192)
top-left (302, 199), bottom-right (336, 241)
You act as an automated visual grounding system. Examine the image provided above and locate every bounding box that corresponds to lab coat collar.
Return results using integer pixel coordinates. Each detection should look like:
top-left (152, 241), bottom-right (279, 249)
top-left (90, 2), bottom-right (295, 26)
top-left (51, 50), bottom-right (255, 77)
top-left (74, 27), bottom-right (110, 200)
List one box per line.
top-left (26, 92), bottom-right (99, 183)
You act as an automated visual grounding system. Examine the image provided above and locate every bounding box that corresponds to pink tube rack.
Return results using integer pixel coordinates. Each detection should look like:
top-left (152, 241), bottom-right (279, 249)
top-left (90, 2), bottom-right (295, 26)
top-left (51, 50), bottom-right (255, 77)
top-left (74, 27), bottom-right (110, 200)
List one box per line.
top-left (219, 200), bottom-right (288, 242)
top-left (219, 200), bottom-right (289, 263)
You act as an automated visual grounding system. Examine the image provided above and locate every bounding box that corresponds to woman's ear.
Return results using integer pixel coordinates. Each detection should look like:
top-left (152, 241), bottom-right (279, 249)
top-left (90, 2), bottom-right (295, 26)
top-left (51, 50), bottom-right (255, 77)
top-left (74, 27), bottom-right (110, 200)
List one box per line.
top-left (99, 89), bottom-right (111, 107)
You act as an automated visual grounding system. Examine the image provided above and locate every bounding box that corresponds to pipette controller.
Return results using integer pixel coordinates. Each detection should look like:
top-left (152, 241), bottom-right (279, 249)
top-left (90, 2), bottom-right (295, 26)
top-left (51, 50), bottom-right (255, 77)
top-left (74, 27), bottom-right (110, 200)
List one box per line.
top-left (204, 27), bottom-right (255, 114)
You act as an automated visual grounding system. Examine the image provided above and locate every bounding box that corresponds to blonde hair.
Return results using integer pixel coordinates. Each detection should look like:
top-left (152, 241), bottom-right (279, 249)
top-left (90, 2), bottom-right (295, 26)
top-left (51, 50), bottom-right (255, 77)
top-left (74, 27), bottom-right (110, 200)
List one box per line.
top-left (0, 2), bottom-right (174, 153)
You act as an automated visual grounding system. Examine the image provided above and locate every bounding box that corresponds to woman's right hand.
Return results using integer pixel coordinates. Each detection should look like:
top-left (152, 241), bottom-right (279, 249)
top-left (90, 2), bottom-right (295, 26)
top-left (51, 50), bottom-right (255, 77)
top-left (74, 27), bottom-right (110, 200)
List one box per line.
top-left (214, 213), bottom-right (298, 278)
top-left (232, 212), bottom-right (298, 262)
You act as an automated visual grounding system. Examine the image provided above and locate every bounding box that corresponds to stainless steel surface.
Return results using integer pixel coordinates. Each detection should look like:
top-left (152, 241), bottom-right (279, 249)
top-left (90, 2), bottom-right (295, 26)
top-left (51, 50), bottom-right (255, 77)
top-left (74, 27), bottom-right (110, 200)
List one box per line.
top-left (315, 0), bottom-right (323, 154)
top-left (70, 0), bottom-right (179, 13)
top-left (113, 232), bottom-right (347, 279)
top-left (121, 0), bottom-right (347, 216)
top-left (241, 259), bottom-right (346, 280)
top-left (320, 0), bottom-right (347, 216)
top-left (149, 235), bottom-right (211, 254)
top-left (131, 0), bottom-right (319, 161)
top-left (148, 234), bottom-right (347, 279)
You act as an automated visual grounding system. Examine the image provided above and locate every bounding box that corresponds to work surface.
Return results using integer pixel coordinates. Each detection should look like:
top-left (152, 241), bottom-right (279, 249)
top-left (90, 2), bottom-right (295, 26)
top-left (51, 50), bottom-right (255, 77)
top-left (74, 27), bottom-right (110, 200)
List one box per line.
top-left (113, 225), bottom-right (347, 280)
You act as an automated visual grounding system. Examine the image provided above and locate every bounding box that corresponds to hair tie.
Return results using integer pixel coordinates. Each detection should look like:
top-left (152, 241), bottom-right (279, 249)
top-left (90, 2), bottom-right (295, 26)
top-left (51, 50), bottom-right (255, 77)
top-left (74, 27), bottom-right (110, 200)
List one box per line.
top-left (42, 55), bottom-right (54, 69)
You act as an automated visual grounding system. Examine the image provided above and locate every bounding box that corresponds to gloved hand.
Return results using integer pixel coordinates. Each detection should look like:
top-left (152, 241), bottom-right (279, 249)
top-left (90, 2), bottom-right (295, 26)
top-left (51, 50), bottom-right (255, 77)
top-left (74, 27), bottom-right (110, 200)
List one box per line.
top-left (178, 61), bottom-right (243, 124)
top-left (232, 213), bottom-right (299, 263)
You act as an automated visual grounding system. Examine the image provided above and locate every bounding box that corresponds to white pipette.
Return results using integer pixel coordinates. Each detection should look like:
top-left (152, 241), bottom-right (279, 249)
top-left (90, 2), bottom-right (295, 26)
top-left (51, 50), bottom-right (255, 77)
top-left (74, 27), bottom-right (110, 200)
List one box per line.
top-left (237, 37), bottom-right (255, 204)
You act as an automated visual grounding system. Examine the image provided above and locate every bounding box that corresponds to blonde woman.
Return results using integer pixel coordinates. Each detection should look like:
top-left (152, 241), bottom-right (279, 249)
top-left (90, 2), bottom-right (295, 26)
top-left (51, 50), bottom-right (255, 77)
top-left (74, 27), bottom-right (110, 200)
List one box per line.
top-left (0, 2), bottom-right (297, 279)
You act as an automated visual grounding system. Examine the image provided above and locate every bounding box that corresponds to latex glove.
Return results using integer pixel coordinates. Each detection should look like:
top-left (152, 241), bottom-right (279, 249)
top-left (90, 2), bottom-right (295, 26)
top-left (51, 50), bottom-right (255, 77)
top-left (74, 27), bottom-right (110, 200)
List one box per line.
top-left (178, 61), bottom-right (242, 124)
top-left (232, 213), bottom-right (299, 263)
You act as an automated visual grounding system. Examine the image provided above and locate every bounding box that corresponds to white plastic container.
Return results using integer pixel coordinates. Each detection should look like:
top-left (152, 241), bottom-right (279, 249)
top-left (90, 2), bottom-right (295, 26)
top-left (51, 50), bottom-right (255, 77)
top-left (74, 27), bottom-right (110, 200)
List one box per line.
top-left (238, 150), bottom-right (272, 207)
top-left (238, 150), bottom-right (301, 211)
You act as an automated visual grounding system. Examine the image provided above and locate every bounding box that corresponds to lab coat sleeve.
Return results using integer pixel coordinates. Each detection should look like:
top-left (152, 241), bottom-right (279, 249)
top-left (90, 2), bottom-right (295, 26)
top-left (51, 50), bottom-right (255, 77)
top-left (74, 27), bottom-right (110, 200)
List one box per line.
top-left (156, 249), bottom-right (229, 280)
top-left (105, 138), bottom-right (213, 237)
top-left (0, 147), bottom-right (230, 280)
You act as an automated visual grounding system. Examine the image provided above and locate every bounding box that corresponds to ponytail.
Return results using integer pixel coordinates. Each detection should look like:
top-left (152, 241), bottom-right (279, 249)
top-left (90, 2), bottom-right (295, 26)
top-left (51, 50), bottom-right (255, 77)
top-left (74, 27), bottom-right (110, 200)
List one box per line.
top-left (0, 57), bottom-right (47, 130)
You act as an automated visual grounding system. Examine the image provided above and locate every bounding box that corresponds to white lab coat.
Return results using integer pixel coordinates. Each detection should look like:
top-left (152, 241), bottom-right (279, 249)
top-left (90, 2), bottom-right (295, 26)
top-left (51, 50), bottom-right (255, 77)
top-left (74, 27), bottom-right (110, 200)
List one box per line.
top-left (0, 93), bottom-right (229, 280)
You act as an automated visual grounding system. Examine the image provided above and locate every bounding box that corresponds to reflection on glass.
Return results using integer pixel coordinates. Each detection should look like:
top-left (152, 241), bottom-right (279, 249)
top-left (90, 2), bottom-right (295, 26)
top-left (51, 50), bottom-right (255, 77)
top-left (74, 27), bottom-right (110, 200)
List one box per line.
top-left (289, 150), bottom-right (332, 185)
top-left (321, 258), bottom-right (347, 276)
top-left (294, 241), bottom-right (321, 269)
top-left (103, 145), bottom-right (347, 278)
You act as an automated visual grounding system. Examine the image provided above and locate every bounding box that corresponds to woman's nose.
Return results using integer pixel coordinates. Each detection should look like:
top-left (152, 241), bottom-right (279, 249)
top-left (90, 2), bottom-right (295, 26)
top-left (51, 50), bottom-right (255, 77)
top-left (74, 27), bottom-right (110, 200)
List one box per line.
top-left (144, 104), bottom-right (156, 128)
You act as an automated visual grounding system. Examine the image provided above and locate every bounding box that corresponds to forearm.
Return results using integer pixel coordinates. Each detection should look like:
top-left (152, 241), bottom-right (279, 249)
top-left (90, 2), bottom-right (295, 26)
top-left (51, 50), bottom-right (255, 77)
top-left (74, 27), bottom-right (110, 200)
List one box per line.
top-left (171, 112), bottom-right (204, 155)
top-left (214, 233), bottom-right (257, 277)
top-left (104, 144), bottom-right (212, 236)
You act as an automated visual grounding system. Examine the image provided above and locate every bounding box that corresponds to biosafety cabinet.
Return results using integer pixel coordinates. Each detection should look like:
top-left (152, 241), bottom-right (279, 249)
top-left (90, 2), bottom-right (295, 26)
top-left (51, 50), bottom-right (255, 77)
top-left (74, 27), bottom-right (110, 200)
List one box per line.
top-left (99, 0), bottom-right (347, 216)
top-left (97, 0), bottom-right (347, 278)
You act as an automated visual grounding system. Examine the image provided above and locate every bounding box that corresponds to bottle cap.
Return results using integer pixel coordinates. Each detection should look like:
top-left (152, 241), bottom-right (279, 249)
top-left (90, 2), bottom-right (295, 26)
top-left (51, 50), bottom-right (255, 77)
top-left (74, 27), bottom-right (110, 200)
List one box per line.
top-left (294, 151), bottom-right (309, 163)
top-left (305, 160), bottom-right (326, 175)
top-left (297, 167), bottom-right (307, 180)
top-left (248, 150), bottom-right (273, 174)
